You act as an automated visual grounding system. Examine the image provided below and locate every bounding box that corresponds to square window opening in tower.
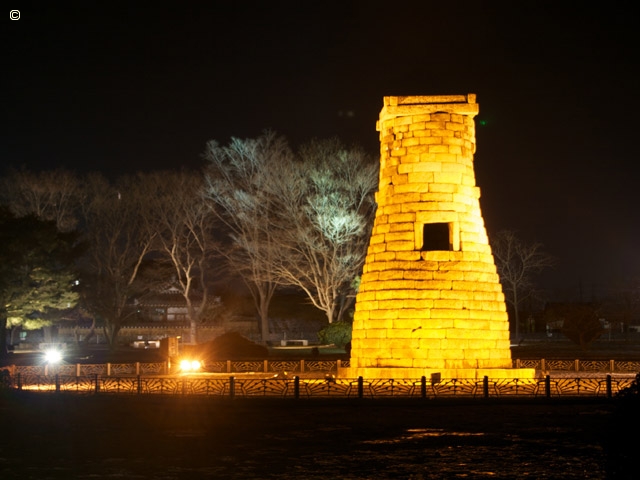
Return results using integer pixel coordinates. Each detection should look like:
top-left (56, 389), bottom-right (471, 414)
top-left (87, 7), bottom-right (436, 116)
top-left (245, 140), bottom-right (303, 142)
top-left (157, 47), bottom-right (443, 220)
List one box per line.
top-left (421, 222), bottom-right (451, 251)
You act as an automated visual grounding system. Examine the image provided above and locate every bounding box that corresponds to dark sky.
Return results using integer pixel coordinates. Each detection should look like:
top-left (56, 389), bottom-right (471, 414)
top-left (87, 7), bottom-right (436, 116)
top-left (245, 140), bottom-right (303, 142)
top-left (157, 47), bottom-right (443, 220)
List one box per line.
top-left (3, 2), bottom-right (639, 296)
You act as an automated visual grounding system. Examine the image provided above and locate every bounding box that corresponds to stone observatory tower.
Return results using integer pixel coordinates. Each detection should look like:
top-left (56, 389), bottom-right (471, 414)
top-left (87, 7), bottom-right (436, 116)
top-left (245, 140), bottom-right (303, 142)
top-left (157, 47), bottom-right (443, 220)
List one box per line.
top-left (341, 94), bottom-right (533, 380)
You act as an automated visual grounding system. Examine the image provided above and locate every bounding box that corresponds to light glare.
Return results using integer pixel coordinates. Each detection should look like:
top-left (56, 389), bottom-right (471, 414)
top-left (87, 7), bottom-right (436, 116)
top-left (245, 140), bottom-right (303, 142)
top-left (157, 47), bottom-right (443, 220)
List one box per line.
top-left (44, 349), bottom-right (62, 364)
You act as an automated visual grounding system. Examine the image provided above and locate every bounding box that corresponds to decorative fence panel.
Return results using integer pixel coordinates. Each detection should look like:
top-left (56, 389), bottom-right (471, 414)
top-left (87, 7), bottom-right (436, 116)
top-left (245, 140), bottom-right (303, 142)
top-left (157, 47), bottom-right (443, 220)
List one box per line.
top-left (2, 357), bottom-right (638, 399)
top-left (3, 373), bottom-right (635, 399)
top-left (5, 358), bottom-right (639, 378)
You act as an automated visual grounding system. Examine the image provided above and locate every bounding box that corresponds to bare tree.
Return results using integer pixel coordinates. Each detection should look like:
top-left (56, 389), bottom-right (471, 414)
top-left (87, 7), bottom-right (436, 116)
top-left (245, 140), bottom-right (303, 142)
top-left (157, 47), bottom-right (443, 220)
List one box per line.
top-left (143, 170), bottom-right (221, 344)
top-left (545, 302), bottom-right (603, 349)
top-left (202, 132), bottom-right (293, 342)
top-left (0, 168), bottom-right (82, 232)
top-left (491, 230), bottom-right (556, 340)
top-left (78, 174), bottom-right (156, 348)
top-left (271, 139), bottom-right (378, 324)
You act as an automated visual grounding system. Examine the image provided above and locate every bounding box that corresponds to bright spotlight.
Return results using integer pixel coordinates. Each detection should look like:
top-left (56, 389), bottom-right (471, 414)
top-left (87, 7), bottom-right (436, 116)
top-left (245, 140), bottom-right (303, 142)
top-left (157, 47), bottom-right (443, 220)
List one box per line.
top-left (44, 349), bottom-right (63, 364)
top-left (179, 359), bottom-right (202, 372)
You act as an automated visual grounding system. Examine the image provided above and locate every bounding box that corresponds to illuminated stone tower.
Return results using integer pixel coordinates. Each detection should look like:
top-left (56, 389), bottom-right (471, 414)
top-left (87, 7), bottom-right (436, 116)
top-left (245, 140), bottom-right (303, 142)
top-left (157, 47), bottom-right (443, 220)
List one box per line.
top-left (342, 94), bottom-right (533, 380)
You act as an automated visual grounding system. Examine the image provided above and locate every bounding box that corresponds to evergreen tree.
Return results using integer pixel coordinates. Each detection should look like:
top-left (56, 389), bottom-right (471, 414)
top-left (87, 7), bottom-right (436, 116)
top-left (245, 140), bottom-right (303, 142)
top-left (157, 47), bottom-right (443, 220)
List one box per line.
top-left (0, 207), bottom-right (79, 356)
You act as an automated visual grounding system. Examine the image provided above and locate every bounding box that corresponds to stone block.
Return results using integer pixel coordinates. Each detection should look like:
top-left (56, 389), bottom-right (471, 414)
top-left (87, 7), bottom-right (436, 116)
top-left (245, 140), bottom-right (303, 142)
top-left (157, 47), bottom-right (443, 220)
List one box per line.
top-left (364, 329), bottom-right (388, 339)
top-left (413, 279), bottom-right (452, 290)
top-left (395, 251), bottom-right (422, 261)
top-left (377, 299), bottom-right (407, 311)
top-left (364, 316), bottom-right (396, 328)
top-left (423, 120), bottom-right (447, 129)
top-left (439, 288), bottom-right (474, 300)
top-left (428, 145), bottom-right (451, 153)
top-left (367, 310), bottom-right (398, 322)
top-left (453, 319), bottom-right (490, 330)
top-left (375, 289), bottom-right (411, 300)
top-left (407, 171), bottom-right (435, 184)
top-left (388, 212), bottom-right (415, 223)
top-left (377, 270), bottom-right (405, 282)
top-left (422, 318), bottom-right (454, 329)
top-left (356, 300), bottom-right (378, 311)
top-left (371, 257), bottom-right (396, 269)
top-left (419, 192), bottom-right (454, 203)
top-left (430, 308), bottom-right (469, 319)
top-left (433, 299), bottom-right (464, 310)
top-left (432, 270), bottom-right (465, 281)
top-left (406, 145), bottom-right (430, 154)
top-left (385, 231), bottom-right (415, 242)
top-left (418, 252), bottom-right (451, 263)
top-left (367, 243), bottom-right (387, 254)
top-left (403, 270), bottom-right (434, 280)
top-left (356, 290), bottom-right (377, 301)
top-left (402, 298), bottom-right (434, 310)
top-left (386, 241), bottom-right (416, 252)
top-left (398, 305), bottom-right (432, 316)
top-left (393, 182), bottom-right (430, 194)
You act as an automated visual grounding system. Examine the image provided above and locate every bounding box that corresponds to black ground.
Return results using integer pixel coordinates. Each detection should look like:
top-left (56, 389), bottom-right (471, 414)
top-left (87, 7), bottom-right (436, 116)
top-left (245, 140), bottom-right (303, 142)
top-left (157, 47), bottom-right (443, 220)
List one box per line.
top-left (1, 392), bottom-right (637, 479)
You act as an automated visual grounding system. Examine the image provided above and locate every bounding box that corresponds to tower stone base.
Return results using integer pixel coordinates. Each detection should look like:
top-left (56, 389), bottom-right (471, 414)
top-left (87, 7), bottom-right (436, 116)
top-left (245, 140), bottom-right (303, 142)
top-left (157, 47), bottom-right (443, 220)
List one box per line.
top-left (338, 367), bottom-right (537, 380)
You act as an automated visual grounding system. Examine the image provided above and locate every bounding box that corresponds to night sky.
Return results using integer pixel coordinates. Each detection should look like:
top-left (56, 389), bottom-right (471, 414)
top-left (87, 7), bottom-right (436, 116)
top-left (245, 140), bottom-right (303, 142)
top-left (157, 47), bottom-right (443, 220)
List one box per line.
top-left (3, 2), bottom-right (639, 296)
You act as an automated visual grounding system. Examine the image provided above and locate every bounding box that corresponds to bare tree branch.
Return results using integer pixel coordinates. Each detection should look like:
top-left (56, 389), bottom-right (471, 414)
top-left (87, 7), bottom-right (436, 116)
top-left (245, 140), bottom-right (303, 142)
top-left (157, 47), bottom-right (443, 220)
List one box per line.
top-left (202, 132), bottom-right (292, 342)
top-left (491, 230), bottom-right (556, 339)
top-left (142, 170), bottom-right (222, 343)
top-left (271, 139), bottom-right (378, 324)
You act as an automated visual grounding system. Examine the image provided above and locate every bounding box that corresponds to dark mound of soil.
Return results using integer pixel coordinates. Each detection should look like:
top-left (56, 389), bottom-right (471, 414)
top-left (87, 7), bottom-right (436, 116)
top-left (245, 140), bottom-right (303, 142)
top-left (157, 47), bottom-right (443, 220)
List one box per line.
top-left (188, 332), bottom-right (268, 360)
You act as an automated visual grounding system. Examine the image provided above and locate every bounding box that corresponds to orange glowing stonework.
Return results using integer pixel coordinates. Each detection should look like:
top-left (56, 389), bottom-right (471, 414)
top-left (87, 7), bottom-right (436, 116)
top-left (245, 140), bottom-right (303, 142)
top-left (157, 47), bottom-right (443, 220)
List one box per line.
top-left (340, 95), bottom-right (535, 380)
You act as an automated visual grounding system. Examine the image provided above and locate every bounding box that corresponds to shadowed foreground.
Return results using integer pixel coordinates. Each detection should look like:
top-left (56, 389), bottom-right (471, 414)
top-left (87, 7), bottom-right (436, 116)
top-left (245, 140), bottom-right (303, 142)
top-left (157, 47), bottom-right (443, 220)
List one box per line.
top-left (0, 393), bottom-right (634, 479)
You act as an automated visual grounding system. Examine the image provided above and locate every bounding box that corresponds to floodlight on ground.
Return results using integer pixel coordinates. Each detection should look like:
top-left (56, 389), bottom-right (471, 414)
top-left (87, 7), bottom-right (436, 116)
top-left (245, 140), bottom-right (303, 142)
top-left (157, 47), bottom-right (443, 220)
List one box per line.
top-left (179, 359), bottom-right (202, 372)
top-left (44, 349), bottom-right (62, 364)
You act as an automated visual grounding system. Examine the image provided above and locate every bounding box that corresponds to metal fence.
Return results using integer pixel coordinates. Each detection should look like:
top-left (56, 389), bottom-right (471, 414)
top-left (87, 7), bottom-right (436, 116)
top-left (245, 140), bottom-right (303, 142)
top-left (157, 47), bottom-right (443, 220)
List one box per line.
top-left (2, 358), bottom-right (638, 399)
top-left (514, 358), bottom-right (640, 373)
top-left (2, 373), bottom-right (636, 399)
top-left (4, 357), bottom-right (640, 377)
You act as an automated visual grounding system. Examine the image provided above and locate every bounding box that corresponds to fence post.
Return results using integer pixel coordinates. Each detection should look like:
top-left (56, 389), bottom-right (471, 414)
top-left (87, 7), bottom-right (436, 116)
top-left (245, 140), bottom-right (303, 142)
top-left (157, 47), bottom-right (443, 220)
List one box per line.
top-left (541, 359), bottom-right (545, 372)
top-left (421, 375), bottom-right (427, 398)
top-left (55, 374), bottom-right (60, 393)
top-left (107, 363), bottom-right (111, 376)
top-left (17, 373), bottom-right (22, 391)
top-left (610, 360), bottom-right (615, 373)
top-left (95, 374), bottom-right (100, 394)
top-left (229, 376), bottom-right (235, 399)
top-left (76, 364), bottom-right (81, 377)
top-left (606, 374), bottom-right (612, 399)
top-left (137, 375), bottom-right (142, 394)
top-left (300, 359), bottom-right (305, 373)
top-left (574, 359), bottom-right (580, 372)
top-left (227, 360), bottom-right (231, 373)
top-left (483, 376), bottom-right (489, 399)
top-left (545, 375), bottom-right (551, 398)
top-left (264, 360), bottom-right (268, 373)
top-left (294, 376), bottom-right (300, 399)
top-left (136, 362), bottom-right (141, 376)
top-left (357, 376), bottom-right (364, 399)
top-left (337, 359), bottom-right (341, 371)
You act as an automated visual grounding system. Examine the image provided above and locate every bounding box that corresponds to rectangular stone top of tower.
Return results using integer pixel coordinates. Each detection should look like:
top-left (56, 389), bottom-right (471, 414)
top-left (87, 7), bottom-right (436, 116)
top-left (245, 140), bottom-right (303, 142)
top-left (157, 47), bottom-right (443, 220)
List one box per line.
top-left (384, 94), bottom-right (476, 106)
top-left (379, 94), bottom-right (479, 126)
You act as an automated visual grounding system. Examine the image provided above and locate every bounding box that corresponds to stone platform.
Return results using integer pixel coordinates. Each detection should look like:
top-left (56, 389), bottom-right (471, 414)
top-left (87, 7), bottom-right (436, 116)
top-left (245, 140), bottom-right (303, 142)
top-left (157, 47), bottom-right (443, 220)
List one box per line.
top-left (338, 366), bottom-right (537, 380)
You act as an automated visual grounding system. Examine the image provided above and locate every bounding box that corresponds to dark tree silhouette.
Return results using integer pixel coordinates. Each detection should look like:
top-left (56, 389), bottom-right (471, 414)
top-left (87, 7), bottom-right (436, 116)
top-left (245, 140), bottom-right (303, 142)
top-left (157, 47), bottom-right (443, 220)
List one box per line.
top-left (0, 208), bottom-right (79, 357)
